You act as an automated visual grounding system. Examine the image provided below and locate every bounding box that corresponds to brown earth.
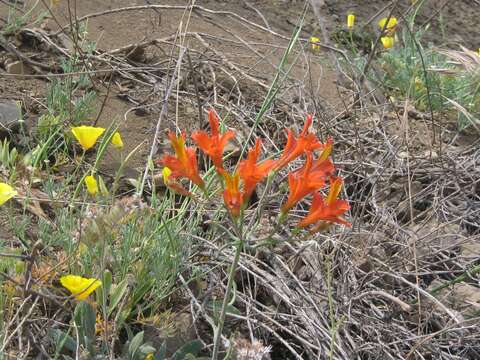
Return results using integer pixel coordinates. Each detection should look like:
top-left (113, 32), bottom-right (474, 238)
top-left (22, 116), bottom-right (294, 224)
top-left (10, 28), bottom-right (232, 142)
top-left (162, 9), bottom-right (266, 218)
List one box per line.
top-left (1, 0), bottom-right (341, 177)
top-left (1, 1), bottom-right (480, 359)
top-left (1, 0), bottom-right (477, 176)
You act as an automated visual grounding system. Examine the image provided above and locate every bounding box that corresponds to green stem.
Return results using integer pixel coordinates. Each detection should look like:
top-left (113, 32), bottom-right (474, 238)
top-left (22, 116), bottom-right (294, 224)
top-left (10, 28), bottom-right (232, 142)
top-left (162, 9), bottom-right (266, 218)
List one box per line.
top-left (211, 238), bottom-right (243, 360)
top-left (70, 150), bottom-right (86, 205)
top-left (111, 152), bottom-right (124, 199)
top-left (429, 264), bottom-right (480, 296)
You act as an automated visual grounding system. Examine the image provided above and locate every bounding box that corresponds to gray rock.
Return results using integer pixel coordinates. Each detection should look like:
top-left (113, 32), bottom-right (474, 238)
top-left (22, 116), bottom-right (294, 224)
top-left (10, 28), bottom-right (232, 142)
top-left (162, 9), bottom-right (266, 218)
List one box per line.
top-left (0, 100), bottom-right (22, 139)
top-left (5, 60), bottom-right (26, 75)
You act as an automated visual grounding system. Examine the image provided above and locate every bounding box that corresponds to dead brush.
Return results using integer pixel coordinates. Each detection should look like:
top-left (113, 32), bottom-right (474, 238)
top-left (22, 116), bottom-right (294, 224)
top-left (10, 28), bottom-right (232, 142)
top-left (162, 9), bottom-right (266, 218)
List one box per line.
top-left (436, 46), bottom-right (480, 74)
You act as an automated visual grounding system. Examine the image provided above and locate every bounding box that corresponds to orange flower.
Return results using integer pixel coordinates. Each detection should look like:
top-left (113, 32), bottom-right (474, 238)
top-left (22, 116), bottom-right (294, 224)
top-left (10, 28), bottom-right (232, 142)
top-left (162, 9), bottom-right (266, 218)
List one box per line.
top-left (158, 132), bottom-right (204, 188)
top-left (281, 152), bottom-right (334, 212)
top-left (299, 177), bottom-right (350, 229)
top-left (275, 115), bottom-right (323, 170)
top-left (222, 172), bottom-right (243, 217)
top-left (238, 139), bottom-right (276, 199)
top-left (191, 109), bottom-right (235, 171)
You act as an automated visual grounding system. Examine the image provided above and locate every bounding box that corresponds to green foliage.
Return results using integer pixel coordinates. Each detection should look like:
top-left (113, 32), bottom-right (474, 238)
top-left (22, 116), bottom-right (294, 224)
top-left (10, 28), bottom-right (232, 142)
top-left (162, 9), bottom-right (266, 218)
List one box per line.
top-left (375, 27), bottom-right (480, 129)
top-left (331, 28), bottom-right (375, 54)
top-left (30, 35), bottom-right (96, 167)
top-left (2, 3), bottom-right (48, 36)
top-left (0, 139), bottom-right (18, 176)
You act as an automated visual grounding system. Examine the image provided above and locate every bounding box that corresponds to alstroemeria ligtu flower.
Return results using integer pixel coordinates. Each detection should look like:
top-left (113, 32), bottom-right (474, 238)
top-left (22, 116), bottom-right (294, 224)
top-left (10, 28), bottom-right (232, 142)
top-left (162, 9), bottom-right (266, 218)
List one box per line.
top-left (159, 132), bottom-right (204, 188)
top-left (222, 172), bottom-right (243, 218)
top-left (281, 152), bottom-right (334, 212)
top-left (238, 139), bottom-right (276, 199)
top-left (192, 109), bottom-right (235, 171)
top-left (0, 183), bottom-right (17, 206)
top-left (299, 176), bottom-right (350, 229)
top-left (274, 115), bottom-right (323, 170)
top-left (60, 275), bottom-right (102, 300)
top-left (71, 126), bottom-right (105, 151)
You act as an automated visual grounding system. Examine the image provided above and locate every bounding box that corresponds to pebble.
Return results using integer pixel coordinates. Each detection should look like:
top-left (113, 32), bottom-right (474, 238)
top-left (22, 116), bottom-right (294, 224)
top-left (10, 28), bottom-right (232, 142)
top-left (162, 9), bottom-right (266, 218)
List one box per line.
top-left (5, 60), bottom-right (25, 75)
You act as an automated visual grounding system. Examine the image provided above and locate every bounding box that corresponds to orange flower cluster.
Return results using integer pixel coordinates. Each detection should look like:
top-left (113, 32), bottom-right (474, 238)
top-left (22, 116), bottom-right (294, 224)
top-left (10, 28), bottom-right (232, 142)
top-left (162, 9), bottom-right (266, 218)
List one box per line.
top-left (158, 109), bottom-right (350, 230)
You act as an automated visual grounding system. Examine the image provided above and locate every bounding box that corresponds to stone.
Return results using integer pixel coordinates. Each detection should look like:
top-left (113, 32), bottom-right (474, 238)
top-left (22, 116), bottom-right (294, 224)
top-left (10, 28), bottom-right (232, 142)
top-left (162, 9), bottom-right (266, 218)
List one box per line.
top-left (0, 100), bottom-right (22, 139)
top-left (57, 33), bottom-right (76, 54)
top-left (5, 60), bottom-right (30, 75)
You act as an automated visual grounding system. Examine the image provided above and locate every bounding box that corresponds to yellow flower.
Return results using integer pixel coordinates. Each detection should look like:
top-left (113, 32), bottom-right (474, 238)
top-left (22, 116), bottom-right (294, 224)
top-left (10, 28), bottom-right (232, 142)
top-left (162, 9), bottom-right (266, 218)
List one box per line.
top-left (0, 183), bottom-right (17, 206)
top-left (111, 132), bottom-right (124, 150)
top-left (347, 14), bottom-right (355, 29)
top-left (144, 354), bottom-right (154, 360)
top-left (71, 126), bottom-right (105, 151)
top-left (378, 17), bottom-right (398, 35)
top-left (60, 275), bottom-right (102, 300)
top-left (162, 167), bottom-right (172, 184)
top-left (84, 175), bottom-right (98, 196)
top-left (309, 36), bottom-right (320, 50)
top-left (381, 36), bottom-right (395, 49)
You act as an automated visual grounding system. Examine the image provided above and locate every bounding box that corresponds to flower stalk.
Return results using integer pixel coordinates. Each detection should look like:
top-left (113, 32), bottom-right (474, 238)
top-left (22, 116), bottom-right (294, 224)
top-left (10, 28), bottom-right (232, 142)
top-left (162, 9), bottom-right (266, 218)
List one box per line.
top-left (211, 231), bottom-right (244, 360)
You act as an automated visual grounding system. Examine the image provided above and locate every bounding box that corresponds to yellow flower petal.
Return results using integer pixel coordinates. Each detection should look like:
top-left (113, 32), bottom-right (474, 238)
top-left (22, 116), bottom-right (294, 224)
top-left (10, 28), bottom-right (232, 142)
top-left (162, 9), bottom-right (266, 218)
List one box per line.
top-left (60, 275), bottom-right (102, 300)
top-left (0, 183), bottom-right (17, 206)
top-left (381, 36), bottom-right (395, 49)
top-left (71, 126), bottom-right (105, 151)
top-left (310, 36), bottom-right (320, 50)
top-left (378, 17), bottom-right (398, 30)
top-left (111, 132), bottom-right (124, 149)
top-left (378, 17), bottom-right (398, 36)
top-left (162, 167), bottom-right (172, 184)
top-left (347, 14), bottom-right (355, 29)
top-left (84, 175), bottom-right (98, 196)
top-left (144, 354), bottom-right (154, 360)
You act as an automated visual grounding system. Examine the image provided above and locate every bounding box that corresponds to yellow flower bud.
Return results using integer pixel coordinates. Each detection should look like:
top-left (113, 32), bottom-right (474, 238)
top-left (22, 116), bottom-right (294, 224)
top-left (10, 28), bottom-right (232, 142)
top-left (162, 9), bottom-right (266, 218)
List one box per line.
top-left (378, 17), bottom-right (398, 35)
top-left (84, 175), bottom-right (98, 196)
top-left (111, 132), bottom-right (124, 149)
top-left (309, 36), bottom-right (321, 50)
top-left (162, 167), bottom-right (172, 184)
top-left (0, 183), bottom-right (17, 206)
top-left (347, 14), bottom-right (355, 29)
top-left (381, 36), bottom-right (395, 49)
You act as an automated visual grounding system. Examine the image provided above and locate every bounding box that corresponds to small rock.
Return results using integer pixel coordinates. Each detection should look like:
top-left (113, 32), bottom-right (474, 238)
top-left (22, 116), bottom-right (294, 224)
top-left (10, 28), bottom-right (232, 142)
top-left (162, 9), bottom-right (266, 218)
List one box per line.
top-left (57, 33), bottom-right (76, 53)
top-left (5, 60), bottom-right (31, 76)
top-left (427, 280), bottom-right (480, 318)
top-left (126, 46), bottom-right (146, 63)
top-left (0, 100), bottom-right (22, 139)
top-left (461, 240), bottom-right (480, 258)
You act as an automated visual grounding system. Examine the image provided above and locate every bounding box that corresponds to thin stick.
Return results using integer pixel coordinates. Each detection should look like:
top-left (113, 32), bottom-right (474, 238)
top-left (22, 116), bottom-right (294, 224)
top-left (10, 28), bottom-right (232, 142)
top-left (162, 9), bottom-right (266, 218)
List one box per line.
top-left (137, 47), bottom-right (186, 196)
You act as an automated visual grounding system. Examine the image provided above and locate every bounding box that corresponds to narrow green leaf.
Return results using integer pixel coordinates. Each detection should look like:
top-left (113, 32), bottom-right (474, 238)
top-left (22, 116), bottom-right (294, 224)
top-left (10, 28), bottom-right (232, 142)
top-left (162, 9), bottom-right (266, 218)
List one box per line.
top-left (128, 331), bottom-right (144, 359)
